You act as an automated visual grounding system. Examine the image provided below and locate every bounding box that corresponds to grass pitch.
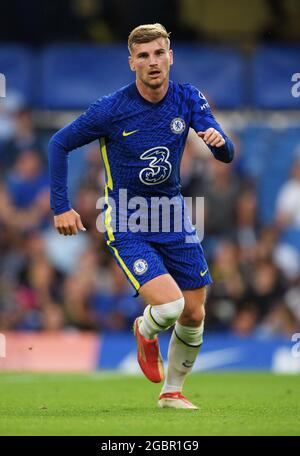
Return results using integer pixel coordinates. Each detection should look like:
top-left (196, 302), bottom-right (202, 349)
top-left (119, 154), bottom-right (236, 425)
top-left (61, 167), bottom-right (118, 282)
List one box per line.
top-left (0, 372), bottom-right (299, 436)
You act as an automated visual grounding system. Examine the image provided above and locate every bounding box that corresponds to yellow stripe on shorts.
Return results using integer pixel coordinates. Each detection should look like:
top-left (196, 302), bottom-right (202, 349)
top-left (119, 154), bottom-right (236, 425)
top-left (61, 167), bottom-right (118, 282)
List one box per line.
top-left (100, 137), bottom-right (140, 291)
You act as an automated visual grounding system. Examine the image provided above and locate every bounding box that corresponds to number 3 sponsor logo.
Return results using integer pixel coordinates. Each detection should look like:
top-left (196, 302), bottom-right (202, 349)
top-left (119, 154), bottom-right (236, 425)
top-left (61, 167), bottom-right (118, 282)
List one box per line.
top-left (139, 146), bottom-right (172, 185)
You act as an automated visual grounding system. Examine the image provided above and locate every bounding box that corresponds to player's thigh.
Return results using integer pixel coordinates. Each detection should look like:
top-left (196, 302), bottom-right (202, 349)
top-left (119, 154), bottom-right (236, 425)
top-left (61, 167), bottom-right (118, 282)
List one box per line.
top-left (178, 286), bottom-right (207, 327)
top-left (157, 239), bottom-right (212, 292)
top-left (139, 273), bottom-right (183, 306)
top-left (107, 235), bottom-right (181, 304)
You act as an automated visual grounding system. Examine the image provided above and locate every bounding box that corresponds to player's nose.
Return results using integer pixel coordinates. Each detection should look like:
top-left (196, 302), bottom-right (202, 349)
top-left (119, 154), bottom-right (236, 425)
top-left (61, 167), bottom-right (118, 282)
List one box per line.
top-left (149, 55), bottom-right (159, 66)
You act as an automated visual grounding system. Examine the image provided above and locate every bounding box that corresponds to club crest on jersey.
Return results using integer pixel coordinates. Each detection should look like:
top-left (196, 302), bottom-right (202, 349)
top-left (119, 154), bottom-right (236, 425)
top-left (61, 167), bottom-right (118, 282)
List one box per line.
top-left (133, 259), bottom-right (148, 275)
top-left (170, 117), bottom-right (186, 134)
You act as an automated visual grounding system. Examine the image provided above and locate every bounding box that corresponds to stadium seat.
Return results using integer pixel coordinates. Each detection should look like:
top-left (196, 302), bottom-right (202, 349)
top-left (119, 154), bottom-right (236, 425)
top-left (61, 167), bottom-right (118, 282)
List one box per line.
top-left (0, 45), bottom-right (36, 105)
top-left (170, 44), bottom-right (245, 108)
top-left (40, 43), bottom-right (245, 109)
top-left (237, 127), bottom-right (273, 178)
top-left (2, 43), bottom-right (300, 110)
top-left (40, 44), bottom-right (133, 109)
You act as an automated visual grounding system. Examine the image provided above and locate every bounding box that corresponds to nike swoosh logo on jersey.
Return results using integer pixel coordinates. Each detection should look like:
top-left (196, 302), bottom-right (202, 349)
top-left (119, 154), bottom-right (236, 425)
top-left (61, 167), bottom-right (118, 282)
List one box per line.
top-left (200, 269), bottom-right (208, 277)
top-left (122, 129), bottom-right (139, 137)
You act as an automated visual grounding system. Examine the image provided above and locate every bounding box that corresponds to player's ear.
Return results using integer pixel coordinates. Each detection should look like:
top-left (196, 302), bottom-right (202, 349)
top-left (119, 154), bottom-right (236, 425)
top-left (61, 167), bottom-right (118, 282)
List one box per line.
top-left (128, 56), bottom-right (135, 72)
top-left (169, 49), bottom-right (173, 66)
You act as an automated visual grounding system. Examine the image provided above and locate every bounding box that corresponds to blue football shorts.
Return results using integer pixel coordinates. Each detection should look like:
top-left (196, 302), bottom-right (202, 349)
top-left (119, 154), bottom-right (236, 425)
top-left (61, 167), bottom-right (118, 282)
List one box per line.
top-left (106, 234), bottom-right (213, 296)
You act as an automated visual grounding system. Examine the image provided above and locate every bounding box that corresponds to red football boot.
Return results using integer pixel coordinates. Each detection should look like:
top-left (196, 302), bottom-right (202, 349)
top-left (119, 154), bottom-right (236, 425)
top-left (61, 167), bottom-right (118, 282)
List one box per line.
top-left (133, 317), bottom-right (164, 383)
top-left (158, 391), bottom-right (198, 409)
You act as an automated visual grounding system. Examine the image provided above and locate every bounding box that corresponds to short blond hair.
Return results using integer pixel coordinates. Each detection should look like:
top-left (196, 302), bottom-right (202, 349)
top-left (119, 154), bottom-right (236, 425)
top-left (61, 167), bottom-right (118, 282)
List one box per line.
top-left (128, 23), bottom-right (170, 54)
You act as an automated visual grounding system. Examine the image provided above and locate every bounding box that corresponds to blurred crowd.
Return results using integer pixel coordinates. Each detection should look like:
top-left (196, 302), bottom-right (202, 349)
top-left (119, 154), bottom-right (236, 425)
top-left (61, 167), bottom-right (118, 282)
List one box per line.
top-left (0, 102), bottom-right (300, 339)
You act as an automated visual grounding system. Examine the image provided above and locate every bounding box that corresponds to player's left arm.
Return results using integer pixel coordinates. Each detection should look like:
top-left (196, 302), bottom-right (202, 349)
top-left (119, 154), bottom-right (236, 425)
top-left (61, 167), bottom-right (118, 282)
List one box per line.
top-left (189, 86), bottom-right (234, 163)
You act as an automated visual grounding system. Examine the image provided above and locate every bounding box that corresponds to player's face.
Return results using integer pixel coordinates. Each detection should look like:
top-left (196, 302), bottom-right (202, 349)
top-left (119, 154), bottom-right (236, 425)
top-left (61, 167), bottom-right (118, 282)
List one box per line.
top-left (129, 38), bottom-right (173, 90)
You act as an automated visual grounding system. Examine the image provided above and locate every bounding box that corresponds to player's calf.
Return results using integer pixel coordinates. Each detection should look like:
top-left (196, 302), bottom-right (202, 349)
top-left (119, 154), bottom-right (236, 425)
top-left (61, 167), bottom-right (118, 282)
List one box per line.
top-left (134, 297), bottom-right (185, 383)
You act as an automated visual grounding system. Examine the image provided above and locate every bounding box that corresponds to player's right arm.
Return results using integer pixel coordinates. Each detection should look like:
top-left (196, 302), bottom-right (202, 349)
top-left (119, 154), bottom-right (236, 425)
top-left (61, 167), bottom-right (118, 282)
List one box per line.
top-left (48, 96), bottom-right (113, 235)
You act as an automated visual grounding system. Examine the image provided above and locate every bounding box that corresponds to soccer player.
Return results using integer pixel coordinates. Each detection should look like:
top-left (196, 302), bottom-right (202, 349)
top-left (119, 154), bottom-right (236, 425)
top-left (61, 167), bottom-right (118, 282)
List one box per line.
top-left (48, 23), bottom-right (234, 409)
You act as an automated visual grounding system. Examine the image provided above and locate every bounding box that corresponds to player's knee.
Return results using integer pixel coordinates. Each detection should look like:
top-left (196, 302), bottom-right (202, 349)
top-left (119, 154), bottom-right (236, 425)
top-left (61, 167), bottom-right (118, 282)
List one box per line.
top-left (198, 306), bottom-right (206, 323)
top-left (182, 305), bottom-right (205, 327)
top-left (161, 296), bottom-right (185, 326)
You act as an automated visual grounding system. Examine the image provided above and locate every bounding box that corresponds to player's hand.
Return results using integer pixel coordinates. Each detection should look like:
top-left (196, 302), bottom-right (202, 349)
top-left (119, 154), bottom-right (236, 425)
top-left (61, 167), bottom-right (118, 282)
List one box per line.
top-left (198, 128), bottom-right (225, 147)
top-left (54, 209), bottom-right (86, 236)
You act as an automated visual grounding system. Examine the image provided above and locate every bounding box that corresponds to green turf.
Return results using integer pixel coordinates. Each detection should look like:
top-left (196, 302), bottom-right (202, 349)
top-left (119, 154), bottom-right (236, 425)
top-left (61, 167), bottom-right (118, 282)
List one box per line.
top-left (0, 372), bottom-right (299, 436)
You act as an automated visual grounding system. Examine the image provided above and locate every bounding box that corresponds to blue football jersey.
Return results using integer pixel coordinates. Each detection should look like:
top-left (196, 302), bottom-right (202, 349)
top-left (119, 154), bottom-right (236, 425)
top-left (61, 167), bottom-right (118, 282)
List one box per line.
top-left (48, 81), bottom-right (234, 241)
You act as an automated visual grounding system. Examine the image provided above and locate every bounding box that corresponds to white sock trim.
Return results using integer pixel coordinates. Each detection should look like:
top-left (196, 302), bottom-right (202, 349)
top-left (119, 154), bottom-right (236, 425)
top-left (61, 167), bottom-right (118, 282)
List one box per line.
top-left (150, 297), bottom-right (185, 328)
top-left (174, 321), bottom-right (204, 347)
top-left (139, 297), bottom-right (185, 339)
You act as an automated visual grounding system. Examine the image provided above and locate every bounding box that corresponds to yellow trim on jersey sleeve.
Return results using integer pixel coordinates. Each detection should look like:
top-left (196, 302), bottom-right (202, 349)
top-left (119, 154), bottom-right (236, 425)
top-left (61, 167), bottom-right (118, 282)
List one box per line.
top-left (100, 137), bottom-right (140, 291)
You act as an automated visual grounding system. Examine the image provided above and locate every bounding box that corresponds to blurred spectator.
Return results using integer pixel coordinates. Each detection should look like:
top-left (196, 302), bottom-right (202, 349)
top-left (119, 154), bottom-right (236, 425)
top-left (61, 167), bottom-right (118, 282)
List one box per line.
top-left (181, 129), bottom-right (210, 197)
top-left (243, 259), bottom-right (285, 319)
top-left (206, 240), bottom-right (246, 330)
top-left (79, 143), bottom-right (105, 191)
top-left (231, 304), bottom-right (259, 337)
top-left (0, 279), bottom-right (23, 330)
top-left (259, 303), bottom-right (299, 338)
top-left (62, 248), bottom-right (99, 329)
top-left (75, 185), bottom-right (103, 230)
top-left (276, 152), bottom-right (300, 230)
top-left (274, 242), bottom-right (300, 281)
top-left (254, 226), bottom-right (279, 262)
top-left (203, 158), bottom-right (241, 239)
top-left (2, 109), bottom-right (43, 173)
top-left (43, 227), bottom-right (90, 275)
top-left (6, 148), bottom-right (48, 208)
top-left (234, 188), bottom-right (258, 262)
top-left (90, 261), bottom-right (142, 332)
top-left (0, 232), bottom-right (64, 330)
top-left (274, 151), bottom-right (300, 279)
top-left (2, 149), bottom-right (50, 232)
top-left (284, 280), bottom-right (300, 326)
